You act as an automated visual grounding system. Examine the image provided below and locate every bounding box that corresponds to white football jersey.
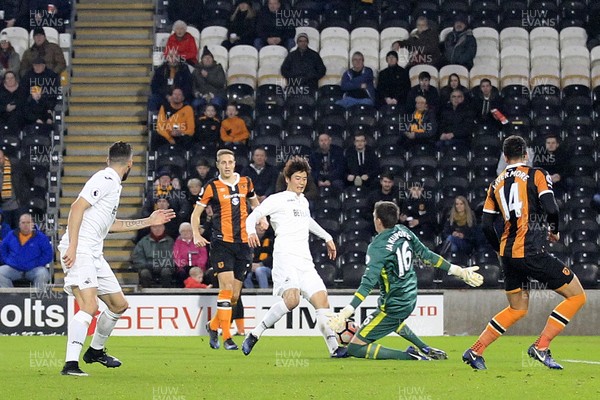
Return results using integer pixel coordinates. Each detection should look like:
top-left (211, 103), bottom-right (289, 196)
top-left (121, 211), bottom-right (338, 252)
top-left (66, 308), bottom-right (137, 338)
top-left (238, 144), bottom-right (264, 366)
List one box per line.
top-left (58, 167), bottom-right (122, 255)
top-left (246, 191), bottom-right (332, 266)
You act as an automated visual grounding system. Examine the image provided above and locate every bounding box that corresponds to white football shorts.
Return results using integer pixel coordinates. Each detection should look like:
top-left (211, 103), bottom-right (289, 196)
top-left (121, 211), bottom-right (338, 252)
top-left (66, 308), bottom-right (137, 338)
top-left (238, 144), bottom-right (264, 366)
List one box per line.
top-left (60, 251), bottom-right (121, 296)
top-left (271, 253), bottom-right (327, 300)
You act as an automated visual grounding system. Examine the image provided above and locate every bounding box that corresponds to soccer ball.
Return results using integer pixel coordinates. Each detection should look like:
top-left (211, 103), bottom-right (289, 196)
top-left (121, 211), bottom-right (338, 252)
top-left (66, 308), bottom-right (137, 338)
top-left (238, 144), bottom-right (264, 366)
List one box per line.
top-left (336, 320), bottom-right (358, 345)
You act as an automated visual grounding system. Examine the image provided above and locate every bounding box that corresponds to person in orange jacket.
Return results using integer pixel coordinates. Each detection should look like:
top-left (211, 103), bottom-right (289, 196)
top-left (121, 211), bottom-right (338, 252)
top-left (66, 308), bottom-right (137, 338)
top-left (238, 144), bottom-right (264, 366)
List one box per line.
top-left (220, 103), bottom-right (249, 145)
top-left (156, 87), bottom-right (195, 148)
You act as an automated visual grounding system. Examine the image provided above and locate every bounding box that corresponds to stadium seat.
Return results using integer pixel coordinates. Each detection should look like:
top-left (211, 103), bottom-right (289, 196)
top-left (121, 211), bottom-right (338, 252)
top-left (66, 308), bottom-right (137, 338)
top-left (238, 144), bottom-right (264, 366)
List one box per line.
top-left (315, 263), bottom-right (337, 288)
top-left (320, 27), bottom-right (350, 50)
top-left (439, 155), bottom-right (469, 178)
top-left (500, 27), bottom-right (529, 50)
top-left (352, 5), bottom-right (379, 30)
top-left (379, 27), bottom-right (409, 51)
top-left (561, 46), bottom-right (590, 70)
top-left (530, 65), bottom-right (561, 91)
top-left (570, 264), bottom-right (598, 289)
top-left (29, 27), bottom-right (59, 45)
top-left (226, 83), bottom-right (255, 103)
top-left (440, 176), bottom-right (469, 198)
top-left (294, 26), bottom-right (320, 52)
top-left (528, 1), bottom-right (559, 26)
top-left (500, 64), bottom-right (529, 89)
top-left (566, 219), bottom-right (600, 243)
top-left (227, 64), bottom-right (257, 89)
top-left (474, 46), bottom-right (500, 69)
top-left (228, 45), bottom-right (258, 71)
top-left (408, 156), bottom-right (437, 178)
top-left (500, 1), bottom-right (529, 30)
top-left (314, 205), bottom-right (341, 222)
top-left (559, 4), bottom-right (587, 30)
top-left (530, 45), bottom-right (560, 70)
top-left (546, 240), bottom-right (568, 260)
top-left (470, 65), bottom-right (500, 89)
top-left (530, 26), bottom-right (559, 49)
top-left (413, 263), bottom-right (436, 289)
top-left (322, 5), bottom-right (351, 30)
top-left (531, 90), bottom-right (561, 117)
top-left (472, 136), bottom-right (502, 157)
top-left (350, 27), bottom-right (379, 51)
top-left (341, 263), bottom-right (367, 288)
top-left (478, 265), bottom-right (502, 289)
top-left (471, 156), bottom-right (498, 178)
top-left (570, 241), bottom-right (600, 264)
top-left (470, 1), bottom-right (500, 29)
top-left (199, 26), bottom-right (226, 48)
top-left (409, 65), bottom-right (439, 87)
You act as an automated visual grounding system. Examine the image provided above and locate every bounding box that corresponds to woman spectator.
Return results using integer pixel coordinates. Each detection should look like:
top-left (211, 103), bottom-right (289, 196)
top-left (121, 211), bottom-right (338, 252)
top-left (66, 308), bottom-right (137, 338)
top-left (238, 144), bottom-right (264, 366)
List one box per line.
top-left (23, 85), bottom-right (53, 134)
top-left (0, 70), bottom-right (26, 131)
top-left (173, 222), bottom-right (208, 287)
top-left (164, 20), bottom-right (198, 66)
top-left (441, 195), bottom-right (476, 256)
top-left (0, 34), bottom-right (21, 78)
top-left (221, 0), bottom-right (256, 50)
top-left (439, 73), bottom-right (469, 107)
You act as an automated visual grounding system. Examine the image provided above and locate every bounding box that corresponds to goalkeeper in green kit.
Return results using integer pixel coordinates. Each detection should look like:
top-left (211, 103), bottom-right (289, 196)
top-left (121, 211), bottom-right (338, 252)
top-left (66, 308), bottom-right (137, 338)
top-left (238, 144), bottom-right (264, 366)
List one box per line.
top-left (329, 201), bottom-right (483, 360)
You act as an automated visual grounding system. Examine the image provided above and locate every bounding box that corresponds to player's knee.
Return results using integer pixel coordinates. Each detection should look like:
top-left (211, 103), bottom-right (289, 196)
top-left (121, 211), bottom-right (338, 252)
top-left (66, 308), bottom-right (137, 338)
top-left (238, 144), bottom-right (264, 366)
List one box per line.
top-left (231, 294), bottom-right (239, 305)
top-left (568, 292), bottom-right (586, 308)
top-left (112, 301), bottom-right (129, 315)
top-left (284, 296), bottom-right (300, 310)
top-left (508, 307), bottom-right (528, 320)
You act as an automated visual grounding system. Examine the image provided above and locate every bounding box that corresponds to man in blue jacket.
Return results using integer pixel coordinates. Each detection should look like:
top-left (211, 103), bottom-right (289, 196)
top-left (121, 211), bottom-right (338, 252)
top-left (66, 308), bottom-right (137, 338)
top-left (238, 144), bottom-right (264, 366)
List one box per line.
top-left (0, 213), bottom-right (53, 288)
top-left (337, 52), bottom-right (376, 109)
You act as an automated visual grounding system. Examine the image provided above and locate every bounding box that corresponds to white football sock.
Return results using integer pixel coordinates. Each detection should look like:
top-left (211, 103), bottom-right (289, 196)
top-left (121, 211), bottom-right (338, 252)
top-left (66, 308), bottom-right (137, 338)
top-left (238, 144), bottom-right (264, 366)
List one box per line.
top-left (65, 311), bottom-right (93, 362)
top-left (251, 301), bottom-right (289, 338)
top-left (316, 308), bottom-right (339, 354)
top-left (90, 309), bottom-right (122, 350)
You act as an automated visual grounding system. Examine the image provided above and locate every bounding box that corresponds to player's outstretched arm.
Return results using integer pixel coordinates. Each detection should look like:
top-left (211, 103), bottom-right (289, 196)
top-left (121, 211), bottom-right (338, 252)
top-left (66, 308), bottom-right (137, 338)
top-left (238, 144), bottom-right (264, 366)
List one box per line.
top-left (110, 209), bottom-right (176, 232)
top-left (62, 197), bottom-right (91, 268)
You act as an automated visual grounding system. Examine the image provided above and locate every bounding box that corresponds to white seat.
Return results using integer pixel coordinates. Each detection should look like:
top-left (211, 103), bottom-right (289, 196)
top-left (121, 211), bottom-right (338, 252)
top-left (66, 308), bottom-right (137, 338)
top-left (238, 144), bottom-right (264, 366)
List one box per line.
top-left (206, 44), bottom-right (228, 70)
top-left (470, 65), bottom-right (499, 88)
top-left (591, 46), bottom-right (600, 70)
top-left (591, 65), bottom-right (600, 89)
top-left (63, 50), bottom-right (70, 67)
top-left (12, 43), bottom-right (25, 58)
top-left (295, 27), bottom-right (319, 51)
top-left (2, 27), bottom-right (28, 58)
top-left (380, 27), bottom-right (409, 50)
top-left (350, 27), bottom-right (379, 52)
top-left (500, 27), bottom-right (529, 50)
top-left (439, 27), bottom-right (453, 43)
top-left (155, 32), bottom-right (170, 49)
top-left (473, 46), bottom-right (499, 69)
top-left (561, 64), bottom-right (590, 88)
top-left (473, 27), bottom-right (499, 50)
top-left (29, 27), bottom-right (59, 45)
top-left (319, 75), bottom-right (344, 87)
top-left (409, 65), bottom-right (439, 87)
top-left (560, 27), bottom-right (587, 50)
top-left (320, 27), bottom-right (350, 50)
top-left (531, 46), bottom-right (560, 70)
top-left (439, 65), bottom-right (469, 89)
top-left (227, 64), bottom-right (257, 89)
top-left (200, 26), bottom-right (227, 49)
top-left (258, 64), bottom-right (285, 87)
top-left (320, 46), bottom-right (349, 74)
top-left (228, 45), bottom-right (258, 71)
top-left (501, 46), bottom-right (530, 69)
top-left (560, 46), bottom-right (590, 69)
top-left (152, 51), bottom-right (164, 67)
top-left (259, 45), bottom-right (288, 67)
top-left (530, 65), bottom-right (560, 89)
top-left (530, 27), bottom-right (559, 49)
top-left (500, 65), bottom-right (529, 88)
top-left (58, 33), bottom-right (71, 49)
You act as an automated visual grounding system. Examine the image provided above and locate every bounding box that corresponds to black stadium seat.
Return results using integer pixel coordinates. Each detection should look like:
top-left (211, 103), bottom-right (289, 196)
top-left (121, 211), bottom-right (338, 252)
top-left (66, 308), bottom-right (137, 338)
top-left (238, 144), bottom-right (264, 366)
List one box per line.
top-left (570, 264), bottom-right (598, 289)
top-left (341, 263), bottom-right (366, 288)
top-left (315, 263), bottom-right (337, 288)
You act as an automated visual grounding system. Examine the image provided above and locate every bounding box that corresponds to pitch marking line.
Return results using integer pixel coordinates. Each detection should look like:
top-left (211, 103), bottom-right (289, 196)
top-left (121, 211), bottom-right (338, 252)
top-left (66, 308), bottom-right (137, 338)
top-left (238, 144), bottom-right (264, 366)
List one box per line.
top-left (562, 359), bottom-right (600, 365)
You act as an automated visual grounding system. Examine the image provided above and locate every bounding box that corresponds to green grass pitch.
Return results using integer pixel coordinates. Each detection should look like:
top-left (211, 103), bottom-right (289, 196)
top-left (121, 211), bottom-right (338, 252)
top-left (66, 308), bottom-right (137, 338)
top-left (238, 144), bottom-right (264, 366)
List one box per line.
top-left (2, 336), bottom-right (598, 400)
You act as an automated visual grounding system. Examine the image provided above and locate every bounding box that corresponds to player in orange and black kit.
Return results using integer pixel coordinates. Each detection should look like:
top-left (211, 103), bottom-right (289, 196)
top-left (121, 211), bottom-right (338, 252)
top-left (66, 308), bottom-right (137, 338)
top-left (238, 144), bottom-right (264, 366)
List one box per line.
top-left (463, 135), bottom-right (587, 370)
top-left (191, 149), bottom-right (263, 350)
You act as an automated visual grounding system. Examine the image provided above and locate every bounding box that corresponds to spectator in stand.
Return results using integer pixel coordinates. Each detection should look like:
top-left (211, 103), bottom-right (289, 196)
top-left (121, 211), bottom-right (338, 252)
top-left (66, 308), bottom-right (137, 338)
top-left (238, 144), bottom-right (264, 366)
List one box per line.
top-left (0, 148), bottom-right (33, 228)
top-left (438, 89), bottom-right (474, 148)
top-left (173, 222), bottom-right (208, 286)
top-left (309, 132), bottom-right (345, 191)
top-left (440, 195), bottom-right (476, 256)
top-left (244, 224), bottom-right (274, 289)
top-left (241, 147), bottom-right (278, 202)
top-left (0, 212), bottom-right (52, 288)
top-left (337, 51), bottom-right (375, 109)
top-left (23, 85), bottom-right (53, 134)
top-left (143, 167), bottom-right (188, 222)
top-left (0, 33), bottom-right (20, 78)
top-left (132, 224), bottom-right (175, 288)
top-left (345, 132), bottom-right (379, 188)
top-left (147, 196), bottom-right (180, 239)
top-left (439, 73), bottom-right (469, 107)
top-left (392, 16), bottom-right (441, 68)
top-left (184, 266), bottom-right (212, 288)
top-left (280, 33), bottom-right (326, 96)
top-left (401, 95), bottom-right (437, 150)
top-left (405, 71), bottom-right (439, 114)
top-left (366, 172), bottom-right (401, 213)
top-left (533, 134), bottom-right (567, 199)
top-left (443, 14), bottom-right (477, 70)
top-left (188, 159), bottom-right (217, 188)
top-left (28, 0), bottom-right (70, 33)
top-left (164, 20), bottom-right (198, 66)
top-left (149, 57), bottom-right (193, 112)
top-left (399, 182), bottom-right (438, 240)
top-left (376, 50), bottom-right (411, 108)
top-left (167, 0), bottom-right (203, 30)
top-left (254, 0), bottom-right (295, 50)
top-left (220, 102), bottom-right (250, 145)
top-left (195, 104), bottom-right (220, 144)
top-left (155, 87), bottom-right (195, 148)
top-left (221, 0), bottom-right (256, 50)
top-left (20, 56), bottom-right (59, 109)
top-left (20, 27), bottom-right (65, 77)
top-left (471, 78), bottom-right (502, 125)
top-left (0, 71), bottom-right (26, 131)
top-left (192, 46), bottom-right (227, 112)
top-left (184, 178), bottom-right (202, 217)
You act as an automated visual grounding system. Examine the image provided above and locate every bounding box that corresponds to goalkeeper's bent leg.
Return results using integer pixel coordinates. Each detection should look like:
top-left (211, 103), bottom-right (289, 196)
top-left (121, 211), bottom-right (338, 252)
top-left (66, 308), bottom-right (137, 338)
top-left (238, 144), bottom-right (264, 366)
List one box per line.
top-left (347, 342), bottom-right (414, 360)
top-left (396, 321), bottom-right (428, 349)
top-left (471, 306), bottom-right (527, 355)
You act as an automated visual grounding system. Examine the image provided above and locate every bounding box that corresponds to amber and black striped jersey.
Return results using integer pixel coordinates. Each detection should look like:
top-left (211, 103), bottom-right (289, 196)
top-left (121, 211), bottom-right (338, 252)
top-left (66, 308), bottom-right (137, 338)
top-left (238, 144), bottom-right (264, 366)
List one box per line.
top-left (483, 163), bottom-right (555, 258)
top-left (197, 174), bottom-right (256, 243)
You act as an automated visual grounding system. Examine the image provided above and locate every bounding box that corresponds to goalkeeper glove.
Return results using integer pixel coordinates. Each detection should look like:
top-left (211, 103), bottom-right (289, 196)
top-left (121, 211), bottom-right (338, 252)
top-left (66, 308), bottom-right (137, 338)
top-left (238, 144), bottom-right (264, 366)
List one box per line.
top-left (448, 264), bottom-right (484, 287)
top-left (327, 305), bottom-right (355, 332)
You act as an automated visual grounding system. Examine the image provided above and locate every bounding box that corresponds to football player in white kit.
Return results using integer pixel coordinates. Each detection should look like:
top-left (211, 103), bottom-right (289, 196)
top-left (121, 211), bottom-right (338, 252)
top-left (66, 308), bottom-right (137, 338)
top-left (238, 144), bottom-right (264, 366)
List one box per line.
top-left (242, 156), bottom-right (348, 357)
top-left (58, 142), bottom-right (176, 376)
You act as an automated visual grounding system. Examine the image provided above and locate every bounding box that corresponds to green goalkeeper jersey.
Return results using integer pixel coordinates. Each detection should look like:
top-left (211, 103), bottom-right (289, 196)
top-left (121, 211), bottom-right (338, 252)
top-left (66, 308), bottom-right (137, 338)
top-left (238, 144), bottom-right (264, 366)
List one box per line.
top-left (349, 224), bottom-right (451, 315)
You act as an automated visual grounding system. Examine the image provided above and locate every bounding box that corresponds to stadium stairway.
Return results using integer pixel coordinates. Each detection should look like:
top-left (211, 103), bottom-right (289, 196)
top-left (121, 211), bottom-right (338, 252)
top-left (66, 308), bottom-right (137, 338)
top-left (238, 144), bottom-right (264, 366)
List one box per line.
top-left (58, 0), bottom-right (154, 284)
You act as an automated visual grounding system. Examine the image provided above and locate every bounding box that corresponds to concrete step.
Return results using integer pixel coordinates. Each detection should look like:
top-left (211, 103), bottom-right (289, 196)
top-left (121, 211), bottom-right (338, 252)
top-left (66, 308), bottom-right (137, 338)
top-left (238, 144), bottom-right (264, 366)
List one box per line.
top-left (60, 192), bottom-right (145, 202)
top-left (63, 155), bottom-right (145, 164)
top-left (104, 249), bottom-right (135, 259)
top-left (76, 10), bottom-right (153, 22)
top-left (72, 57), bottom-right (150, 66)
top-left (71, 65), bottom-right (150, 77)
top-left (64, 134), bottom-right (147, 144)
top-left (73, 47), bottom-right (152, 59)
top-left (67, 104), bottom-right (146, 116)
top-left (71, 76), bottom-right (150, 84)
top-left (58, 205), bottom-right (143, 219)
top-left (107, 232), bottom-right (137, 240)
top-left (66, 143), bottom-right (146, 156)
top-left (74, 39), bottom-right (153, 47)
top-left (66, 123), bottom-right (146, 135)
top-left (62, 164), bottom-right (146, 177)
top-left (69, 95), bottom-right (147, 104)
top-left (65, 115), bottom-right (145, 124)
top-left (61, 184), bottom-right (143, 197)
top-left (104, 239), bottom-right (136, 248)
top-left (61, 176), bottom-right (146, 185)
top-left (77, 3), bottom-right (153, 10)
top-left (75, 28), bottom-right (152, 40)
top-left (70, 84), bottom-right (150, 97)
top-left (76, 20), bottom-right (154, 28)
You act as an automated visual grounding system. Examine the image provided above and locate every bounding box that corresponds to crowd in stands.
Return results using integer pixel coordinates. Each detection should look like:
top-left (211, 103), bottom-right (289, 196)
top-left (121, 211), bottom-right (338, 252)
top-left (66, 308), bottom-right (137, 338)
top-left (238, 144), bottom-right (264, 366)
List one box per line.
top-left (139, 0), bottom-right (600, 289)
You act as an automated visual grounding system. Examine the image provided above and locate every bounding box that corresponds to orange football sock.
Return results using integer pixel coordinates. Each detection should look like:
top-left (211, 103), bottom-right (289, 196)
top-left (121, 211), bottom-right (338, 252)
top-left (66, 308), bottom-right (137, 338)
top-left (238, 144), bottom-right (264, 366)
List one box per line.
top-left (216, 290), bottom-right (233, 340)
top-left (535, 293), bottom-right (586, 350)
top-left (471, 306), bottom-right (527, 355)
top-left (235, 318), bottom-right (245, 335)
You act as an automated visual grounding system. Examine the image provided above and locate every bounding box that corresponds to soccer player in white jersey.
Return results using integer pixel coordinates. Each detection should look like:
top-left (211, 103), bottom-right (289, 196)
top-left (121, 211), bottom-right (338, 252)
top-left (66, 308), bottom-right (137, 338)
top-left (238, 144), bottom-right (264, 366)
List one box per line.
top-left (242, 156), bottom-right (348, 357)
top-left (58, 142), bottom-right (176, 376)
